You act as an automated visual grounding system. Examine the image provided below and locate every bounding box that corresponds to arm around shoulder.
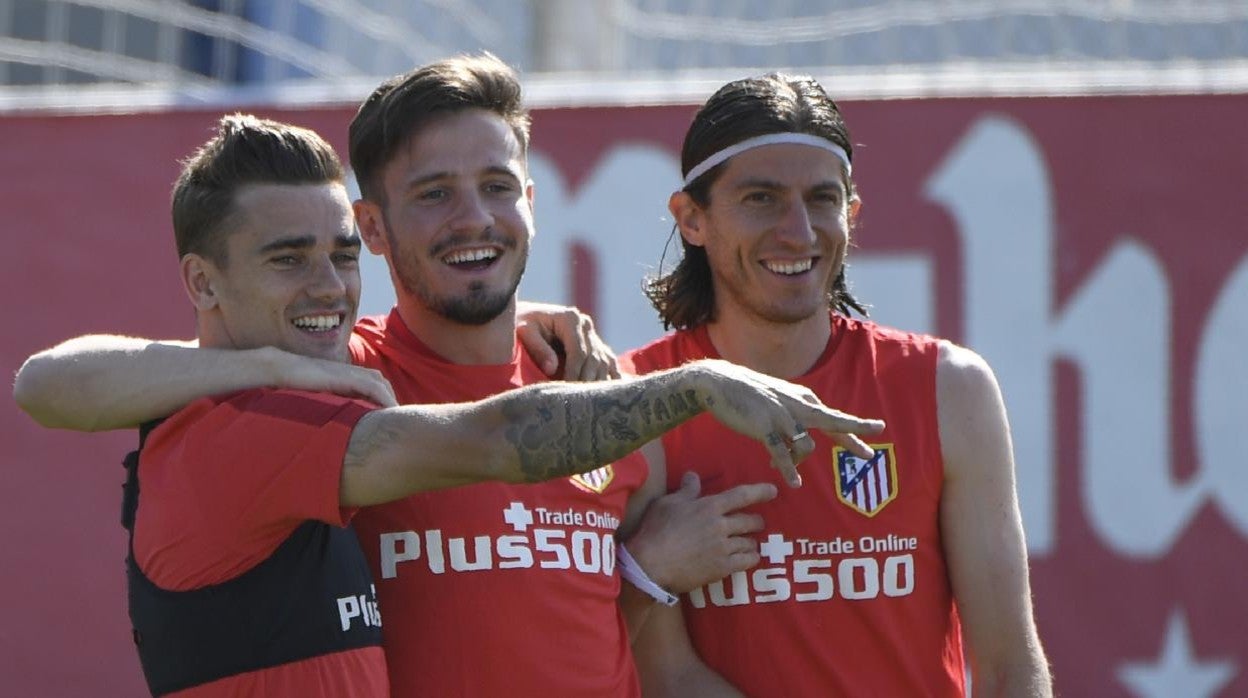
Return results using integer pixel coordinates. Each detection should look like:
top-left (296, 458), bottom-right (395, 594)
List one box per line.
top-left (936, 341), bottom-right (1053, 696)
top-left (14, 335), bottom-right (397, 432)
top-left (14, 334), bottom-right (197, 431)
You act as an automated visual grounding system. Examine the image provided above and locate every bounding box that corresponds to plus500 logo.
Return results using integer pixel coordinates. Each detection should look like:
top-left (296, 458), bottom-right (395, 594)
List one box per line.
top-left (378, 528), bottom-right (617, 579)
top-left (688, 554), bottom-right (915, 608)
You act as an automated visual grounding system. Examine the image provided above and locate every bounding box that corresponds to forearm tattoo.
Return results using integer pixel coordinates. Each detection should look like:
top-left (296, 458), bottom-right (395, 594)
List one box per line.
top-left (503, 373), bottom-right (704, 482)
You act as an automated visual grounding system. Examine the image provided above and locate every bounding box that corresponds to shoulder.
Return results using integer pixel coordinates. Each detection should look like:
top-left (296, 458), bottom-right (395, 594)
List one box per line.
top-left (834, 313), bottom-right (941, 354)
top-left (156, 388), bottom-right (372, 444)
top-left (935, 341), bottom-right (1011, 472)
top-left (349, 314), bottom-right (389, 366)
top-left (936, 341), bottom-right (1001, 404)
top-left (621, 330), bottom-right (699, 376)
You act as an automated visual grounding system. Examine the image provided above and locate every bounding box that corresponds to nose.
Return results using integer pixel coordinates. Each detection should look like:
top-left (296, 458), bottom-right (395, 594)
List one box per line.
top-left (775, 195), bottom-right (817, 246)
top-left (307, 254), bottom-right (347, 300)
top-left (449, 189), bottom-right (493, 234)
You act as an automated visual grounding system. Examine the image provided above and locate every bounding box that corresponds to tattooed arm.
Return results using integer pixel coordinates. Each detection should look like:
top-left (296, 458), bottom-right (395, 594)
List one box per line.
top-left (338, 358), bottom-right (884, 506)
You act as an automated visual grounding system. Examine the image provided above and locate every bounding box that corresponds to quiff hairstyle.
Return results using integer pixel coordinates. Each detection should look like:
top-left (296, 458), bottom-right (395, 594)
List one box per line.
top-left (171, 114), bottom-right (344, 266)
top-left (644, 73), bottom-right (866, 330)
top-left (348, 52), bottom-right (531, 205)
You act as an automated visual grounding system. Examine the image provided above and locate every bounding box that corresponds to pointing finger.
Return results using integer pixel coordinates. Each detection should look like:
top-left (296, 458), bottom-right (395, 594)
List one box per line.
top-left (706, 482), bottom-right (777, 514)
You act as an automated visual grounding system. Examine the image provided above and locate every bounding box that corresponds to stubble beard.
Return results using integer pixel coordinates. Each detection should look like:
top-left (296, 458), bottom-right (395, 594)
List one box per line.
top-left (392, 244), bottom-right (529, 326)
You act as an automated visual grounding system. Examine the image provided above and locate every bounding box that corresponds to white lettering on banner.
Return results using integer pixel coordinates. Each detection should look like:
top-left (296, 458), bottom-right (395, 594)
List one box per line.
top-left (926, 116), bottom-right (1248, 557)
top-left (523, 146), bottom-right (679, 350)
top-left (377, 502), bottom-right (619, 579)
top-left (925, 116), bottom-right (1057, 552)
top-left (1195, 256), bottom-right (1248, 534)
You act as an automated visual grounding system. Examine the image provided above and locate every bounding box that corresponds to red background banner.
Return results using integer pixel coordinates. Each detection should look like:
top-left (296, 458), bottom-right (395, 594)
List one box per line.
top-left (3, 95), bottom-right (1245, 696)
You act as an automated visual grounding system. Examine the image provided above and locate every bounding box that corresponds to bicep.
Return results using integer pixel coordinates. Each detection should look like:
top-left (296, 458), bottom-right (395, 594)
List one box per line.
top-left (620, 440), bottom-right (667, 538)
top-left (937, 342), bottom-right (1042, 673)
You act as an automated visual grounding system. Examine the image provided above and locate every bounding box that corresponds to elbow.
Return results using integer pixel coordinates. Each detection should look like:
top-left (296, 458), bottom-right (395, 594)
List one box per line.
top-left (13, 354), bottom-right (99, 431)
top-left (13, 355), bottom-right (61, 428)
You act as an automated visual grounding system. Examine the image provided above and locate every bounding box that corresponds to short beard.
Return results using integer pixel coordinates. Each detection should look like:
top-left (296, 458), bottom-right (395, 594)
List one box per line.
top-left (425, 283), bottom-right (516, 325)
top-left (392, 245), bottom-right (529, 326)
top-left (381, 210), bottom-right (529, 326)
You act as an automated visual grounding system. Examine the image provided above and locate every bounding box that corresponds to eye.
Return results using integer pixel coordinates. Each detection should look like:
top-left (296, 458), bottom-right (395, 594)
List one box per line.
top-left (417, 188), bottom-right (447, 203)
top-left (484, 180), bottom-right (518, 196)
top-left (743, 190), bottom-right (774, 205)
top-left (270, 255), bottom-right (300, 268)
top-left (811, 190), bottom-right (843, 206)
top-left (333, 251), bottom-right (360, 267)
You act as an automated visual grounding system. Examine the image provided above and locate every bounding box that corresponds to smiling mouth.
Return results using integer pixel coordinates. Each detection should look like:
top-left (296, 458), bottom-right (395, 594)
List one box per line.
top-left (292, 314), bottom-right (343, 333)
top-left (443, 246), bottom-right (500, 271)
top-left (763, 258), bottom-right (815, 275)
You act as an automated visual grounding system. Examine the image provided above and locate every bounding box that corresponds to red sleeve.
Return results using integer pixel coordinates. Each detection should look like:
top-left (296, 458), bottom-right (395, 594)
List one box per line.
top-left (135, 389), bottom-right (374, 588)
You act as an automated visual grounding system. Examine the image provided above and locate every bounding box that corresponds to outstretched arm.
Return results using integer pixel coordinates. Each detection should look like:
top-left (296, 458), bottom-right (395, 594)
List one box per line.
top-left (937, 342), bottom-right (1052, 697)
top-left (339, 358), bottom-right (885, 505)
top-left (13, 335), bottom-right (395, 431)
top-left (12, 301), bottom-right (611, 433)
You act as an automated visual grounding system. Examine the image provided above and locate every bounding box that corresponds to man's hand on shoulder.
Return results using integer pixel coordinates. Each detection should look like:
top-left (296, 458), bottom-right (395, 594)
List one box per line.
top-left (264, 347), bottom-right (397, 407)
top-left (516, 300), bottom-right (620, 381)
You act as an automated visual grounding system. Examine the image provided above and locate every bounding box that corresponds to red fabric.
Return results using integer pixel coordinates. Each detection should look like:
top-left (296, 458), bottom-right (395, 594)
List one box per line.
top-left (622, 314), bottom-right (965, 697)
top-left (169, 648), bottom-right (389, 698)
top-left (350, 311), bottom-right (646, 698)
top-left (136, 388), bottom-right (388, 698)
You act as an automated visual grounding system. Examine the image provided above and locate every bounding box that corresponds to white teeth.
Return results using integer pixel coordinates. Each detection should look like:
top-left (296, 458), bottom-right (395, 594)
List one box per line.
top-left (293, 315), bottom-right (341, 332)
top-left (764, 259), bottom-right (813, 275)
top-left (444, 248), bottom-right (499, 264)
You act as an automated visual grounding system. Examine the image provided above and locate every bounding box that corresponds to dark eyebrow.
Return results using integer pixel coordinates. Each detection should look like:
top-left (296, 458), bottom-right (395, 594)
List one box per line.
top-left (405, 165), bottom-right (524, 191)
top-left (732, 178), bottom-right (785, 192)
top-left (258, 234), bottom-right (360, 254)
top-left (732, 177), bottom-right (846, 194)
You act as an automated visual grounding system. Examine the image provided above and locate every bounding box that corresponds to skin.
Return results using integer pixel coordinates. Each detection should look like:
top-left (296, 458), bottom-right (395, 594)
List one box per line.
top-left (354, 108), bottom-right (533, 365)
top-left (670, 144), bottom-right (859, 379)
top-left (183, 182), bottom-right (361, 362)
top-left (637, 141), bottom-right (1052, 697)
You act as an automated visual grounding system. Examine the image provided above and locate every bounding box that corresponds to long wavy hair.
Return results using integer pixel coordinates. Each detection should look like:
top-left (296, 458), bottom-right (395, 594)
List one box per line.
top-left (643, 74), bottom-right (866, 330)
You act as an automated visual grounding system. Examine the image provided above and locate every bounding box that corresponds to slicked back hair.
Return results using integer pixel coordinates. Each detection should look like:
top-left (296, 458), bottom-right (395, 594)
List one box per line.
top-left (644, 73), bottom-right (865, 330)
top-left (348, 52), bottom-right (531, 206)
top-left (171, 113), bottom-right (344, 266)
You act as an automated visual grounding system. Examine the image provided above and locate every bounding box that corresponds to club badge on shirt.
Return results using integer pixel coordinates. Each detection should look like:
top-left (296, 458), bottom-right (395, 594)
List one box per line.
top-left (832, 444), bottom-right (897, 517)
top-left (570, 465), bottom-right (614, 494)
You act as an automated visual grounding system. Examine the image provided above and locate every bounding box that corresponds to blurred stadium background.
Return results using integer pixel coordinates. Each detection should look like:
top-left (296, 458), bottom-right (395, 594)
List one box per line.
top-left (5, 0), bottom-right (1248, 101)
top-left (3, 2), bottom-right (1246, 696)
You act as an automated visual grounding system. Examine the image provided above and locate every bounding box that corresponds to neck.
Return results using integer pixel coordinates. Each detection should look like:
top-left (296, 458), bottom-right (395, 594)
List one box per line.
top-left (196, 315), bottom-right (232, 350)
top-left (393, 294), bottom-right (518, 365)
top-left (704, 311), bottom-right (831, 379)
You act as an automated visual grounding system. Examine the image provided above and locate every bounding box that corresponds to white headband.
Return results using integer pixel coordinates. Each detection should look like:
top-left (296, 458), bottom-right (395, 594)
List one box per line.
top-left (682, 132), bottom-right (852, 188)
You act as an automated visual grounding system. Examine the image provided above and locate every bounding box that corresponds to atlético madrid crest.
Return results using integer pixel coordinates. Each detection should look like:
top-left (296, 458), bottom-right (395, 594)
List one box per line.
top-left (570, 465), bottom-right (614, 494)
top-left (831, 444), bottom-right (897, 517)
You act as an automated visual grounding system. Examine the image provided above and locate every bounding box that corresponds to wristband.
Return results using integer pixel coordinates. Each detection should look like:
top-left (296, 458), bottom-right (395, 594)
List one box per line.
top-left (617, 544), bottom-right (679, 606)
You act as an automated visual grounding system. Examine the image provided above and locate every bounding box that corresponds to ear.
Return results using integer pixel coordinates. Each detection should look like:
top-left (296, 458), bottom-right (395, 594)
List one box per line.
top-left (668, 191), bottom-right (707, 247)
top-left (354, 199), bottom-right (390, 256)
top-left (849, 195), bottom-right (862, 225)
top-left (180, 254), bottom-right (219, 312)
top-left (524, 179), bottom-right (537, 241)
